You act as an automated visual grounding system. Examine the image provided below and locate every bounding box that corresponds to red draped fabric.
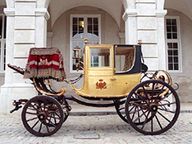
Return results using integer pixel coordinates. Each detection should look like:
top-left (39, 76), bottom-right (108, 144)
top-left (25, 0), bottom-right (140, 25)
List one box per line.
top-left (24, 48), bottom-right (66, 81)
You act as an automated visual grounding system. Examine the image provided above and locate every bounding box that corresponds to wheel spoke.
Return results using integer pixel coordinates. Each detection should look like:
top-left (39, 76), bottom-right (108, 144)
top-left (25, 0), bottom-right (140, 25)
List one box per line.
top-left (155, 115), bottom-right (163, 130)
top-left (141, 111), bottom-right (150, 130)
top-left (157, 111), bottom-right (171, 123)
top-left (158, 107), bottom-right (175, 113)
top-left (137, 107), bottom-right (141, 123)
top-left (53, 111), bottom-right (61, 119)
top-left (142, 86), bottom-right (148, 98)
top-left (141, 109), bottom-right (148, 119)
top-left (159, 101), bottom-right (176, 107)
top-left (46, 125), bottom-right (50, 133)
top-left (162, 92), bottom-right (172, 100)
top-left (119, 107), bottom-right (124, 111)
top-left (38, 122), bottom-right (43, 133)
top-left (27, 117), bottom-right (38, 122)
top-left (31, 120), bottom-right (40, 129)
top-left (133, 108), bottom-right (148, 123)
top-left (131, 106), bottom-right (137, 121)
top-left (151, 115), bottom-right (153, 132)
top-left (26, 111), bottom-right (37, 115)
top-left (29, 103), bottom-right (38, 111)
top-left (47, 117), bottom-right (57, 127)
top-left (52, 113), bottom-right (58, 125)
top-left (129, 105), bottom-right (136, 113)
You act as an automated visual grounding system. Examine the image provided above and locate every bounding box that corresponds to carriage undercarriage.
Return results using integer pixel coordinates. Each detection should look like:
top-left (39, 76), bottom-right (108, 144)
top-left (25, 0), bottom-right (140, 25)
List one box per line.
top-left (8, 44), bottom-right (180, 137)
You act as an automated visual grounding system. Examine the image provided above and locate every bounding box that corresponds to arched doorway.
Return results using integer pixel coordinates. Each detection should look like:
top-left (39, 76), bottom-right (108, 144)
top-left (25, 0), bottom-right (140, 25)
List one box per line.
top-left (49, 6), bottom-right (123, 74)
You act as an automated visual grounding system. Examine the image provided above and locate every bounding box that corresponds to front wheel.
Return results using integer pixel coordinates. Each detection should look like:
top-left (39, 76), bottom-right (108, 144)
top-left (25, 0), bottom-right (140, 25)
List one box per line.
top-left (22, 96), bottom-right (64, 137)
top-left (125, 80), bottom-right (180, 135)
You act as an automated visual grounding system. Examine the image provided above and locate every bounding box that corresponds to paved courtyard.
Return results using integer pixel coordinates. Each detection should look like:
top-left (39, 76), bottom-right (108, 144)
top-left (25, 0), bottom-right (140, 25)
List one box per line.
top-left (0, 104), bottom-right (192, 144)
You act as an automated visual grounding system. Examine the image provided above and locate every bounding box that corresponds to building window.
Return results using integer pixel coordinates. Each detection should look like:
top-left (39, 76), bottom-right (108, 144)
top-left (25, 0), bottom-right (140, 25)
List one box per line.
top-left (70, 15), bottom-right (101, 72)
top-left (165, 17), bottom-right (181, 72)
top-left (0, 14), bottom-right (6, 72)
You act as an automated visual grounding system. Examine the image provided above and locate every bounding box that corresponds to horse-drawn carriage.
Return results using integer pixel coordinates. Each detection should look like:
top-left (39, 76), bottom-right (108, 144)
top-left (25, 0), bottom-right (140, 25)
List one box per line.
top-left (8, 44), bottom-right (180, 136)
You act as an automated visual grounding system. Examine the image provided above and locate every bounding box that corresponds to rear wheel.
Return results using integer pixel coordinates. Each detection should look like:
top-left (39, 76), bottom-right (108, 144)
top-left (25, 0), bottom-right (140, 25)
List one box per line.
top-left (125, 80), bottom-right (180, 135)
top-left (114, 99), bottom-right (128, 123)
top-left (22, 96), bottom-right (64, 137)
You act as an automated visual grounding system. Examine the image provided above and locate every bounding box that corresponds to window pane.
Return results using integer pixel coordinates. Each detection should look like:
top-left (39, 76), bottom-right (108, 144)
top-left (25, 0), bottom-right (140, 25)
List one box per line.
top-left (172, 19), bottom-right (177, 25)
top-left (73, 18), bottom-right (77, 25)
top-left (168, 43), bottom-right (172, 48)
top-left (93, 18), bottom-right (98, 24)
top-left (174, 57), bottom-right (178, 63)
top-left (167, 33), bottom-right (172, 39)
top-left (174, 64), bottom-right (179, 70)
top-left (90, 48), bottom-right (110, 67)
top-left (168, 57), bottom-right (172, 63)
top-left (4, 17), bottom-right (6, 38)
top-left (172, 26), bottom-right (177, 32)
top-left (173, 43), bottom-right (178, 49)
top-left (166, 19), bottom-right (171, 25)
top-left (173, 50), bottom-right (178, 55)
top-left (167, 26), bottom-right (172, 32)
top-left (115, 46), bottom-right (135, 72)
top-left (168, 64), bottom-right (173, 70)
top-left (168, 50), bottom-right (173, 55)
top-left (173, 33), bottom-right (177, 39)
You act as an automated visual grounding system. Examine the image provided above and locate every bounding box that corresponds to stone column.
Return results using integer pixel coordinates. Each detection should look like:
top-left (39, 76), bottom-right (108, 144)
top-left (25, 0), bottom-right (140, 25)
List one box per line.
top-left (35, 8), bottom-right (50, 46)
top-left (123, 0), bottom-right (137, 44)
top-left (0, 0), bottom-right (50, 113)
top-left (156, 0), bottom-right (167, 70)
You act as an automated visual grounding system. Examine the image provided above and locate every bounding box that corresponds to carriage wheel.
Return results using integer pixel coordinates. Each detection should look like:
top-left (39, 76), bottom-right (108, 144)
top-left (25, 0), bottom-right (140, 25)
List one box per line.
top-left (22, 96), bottom-right (64, 137)
top-left (114, 99), bottom-right (128, 123)
top-left (115, 99), bottom-right (154, 125)
top-left (58, 97), bottom-right (70, 123)
top-left (125, 80), bottom-right (180, 135)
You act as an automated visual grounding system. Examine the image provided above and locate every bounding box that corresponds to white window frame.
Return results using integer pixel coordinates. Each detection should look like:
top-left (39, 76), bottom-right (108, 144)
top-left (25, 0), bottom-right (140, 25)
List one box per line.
top-left (0, 13), bottom-right (6, 73)
top-left (165, 16), bottom-right (182, 73)
top-left (70, 14), bottom-right (101, 73)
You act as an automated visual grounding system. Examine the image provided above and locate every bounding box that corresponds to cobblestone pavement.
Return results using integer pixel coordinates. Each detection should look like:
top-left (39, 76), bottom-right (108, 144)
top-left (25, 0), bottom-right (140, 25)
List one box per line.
top-left (0, 106), bottom-right (192, 144)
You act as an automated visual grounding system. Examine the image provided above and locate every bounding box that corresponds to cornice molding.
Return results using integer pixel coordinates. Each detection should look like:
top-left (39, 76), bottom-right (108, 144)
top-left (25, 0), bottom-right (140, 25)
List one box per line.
top-left (156, 10), bottom-right (167, 18)
top-left (35, 8), bottom-right (50, 20)
top-left (4, 8), bottom-right (15, 16)
top-left (122, 9), bottom-right (137, 21)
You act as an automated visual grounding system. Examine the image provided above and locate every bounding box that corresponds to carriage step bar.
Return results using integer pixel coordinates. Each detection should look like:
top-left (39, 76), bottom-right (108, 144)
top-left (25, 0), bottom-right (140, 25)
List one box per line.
top-left (10, 99), bottom-right (28, 113)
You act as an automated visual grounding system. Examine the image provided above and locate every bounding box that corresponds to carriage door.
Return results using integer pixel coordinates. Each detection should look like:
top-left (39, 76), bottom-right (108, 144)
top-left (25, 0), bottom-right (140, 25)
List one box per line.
top-left (70, 15), bottom-right (101, 72)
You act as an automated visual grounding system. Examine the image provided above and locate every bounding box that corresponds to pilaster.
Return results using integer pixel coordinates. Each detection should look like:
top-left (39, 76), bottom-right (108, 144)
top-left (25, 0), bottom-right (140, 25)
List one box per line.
top-left (0, 0), bottom-right (50, 113)
top-left (123, 0), bottom-right (167, 70)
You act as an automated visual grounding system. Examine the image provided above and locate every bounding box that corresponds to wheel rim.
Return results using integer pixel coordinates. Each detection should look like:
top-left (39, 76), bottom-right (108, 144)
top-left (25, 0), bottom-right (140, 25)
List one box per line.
top-left (22, 96), bottom-right (64, 137)
top-left (125, 80), bottom-right (180, 135)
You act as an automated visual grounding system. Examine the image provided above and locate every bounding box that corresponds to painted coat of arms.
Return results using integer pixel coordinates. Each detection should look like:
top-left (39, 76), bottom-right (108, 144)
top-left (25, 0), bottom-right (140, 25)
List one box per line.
top-left (96, 79), bottom-right (107, 90)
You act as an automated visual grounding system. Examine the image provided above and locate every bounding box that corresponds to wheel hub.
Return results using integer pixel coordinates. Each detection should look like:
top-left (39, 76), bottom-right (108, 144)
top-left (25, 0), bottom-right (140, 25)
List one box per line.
top-left (150, 105), bottom-right (158, 112)
top-left (38, 113), bottom-right (46, 121)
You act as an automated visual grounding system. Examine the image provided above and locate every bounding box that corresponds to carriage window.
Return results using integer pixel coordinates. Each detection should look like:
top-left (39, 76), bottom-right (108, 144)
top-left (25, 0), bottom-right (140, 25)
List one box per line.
top-left (90, 48), bottom-right (110, 67)
top-left (115, 46), bottom-right (135, 73)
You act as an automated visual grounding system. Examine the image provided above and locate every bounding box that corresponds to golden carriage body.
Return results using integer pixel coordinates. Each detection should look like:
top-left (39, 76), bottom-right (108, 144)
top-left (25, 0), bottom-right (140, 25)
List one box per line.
top-left (8, 44), bottom-right (180, 137)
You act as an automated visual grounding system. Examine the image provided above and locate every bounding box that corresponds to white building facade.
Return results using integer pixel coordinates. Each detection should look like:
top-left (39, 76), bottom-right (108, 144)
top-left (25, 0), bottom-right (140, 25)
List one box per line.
top-left (0, 0), bottom-right (192, 113)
